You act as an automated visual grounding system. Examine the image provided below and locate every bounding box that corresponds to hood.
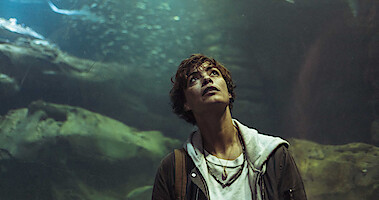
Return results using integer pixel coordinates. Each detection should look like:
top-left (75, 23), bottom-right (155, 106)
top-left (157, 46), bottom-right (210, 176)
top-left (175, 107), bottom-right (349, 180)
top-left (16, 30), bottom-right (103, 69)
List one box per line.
top-left (184, 119), bottom-right (289, 172)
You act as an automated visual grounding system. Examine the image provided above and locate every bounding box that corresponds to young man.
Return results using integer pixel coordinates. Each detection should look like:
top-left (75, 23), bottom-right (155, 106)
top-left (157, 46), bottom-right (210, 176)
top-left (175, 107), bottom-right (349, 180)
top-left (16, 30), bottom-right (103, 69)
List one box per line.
top-left (152, 54), bottom-right (307, 200)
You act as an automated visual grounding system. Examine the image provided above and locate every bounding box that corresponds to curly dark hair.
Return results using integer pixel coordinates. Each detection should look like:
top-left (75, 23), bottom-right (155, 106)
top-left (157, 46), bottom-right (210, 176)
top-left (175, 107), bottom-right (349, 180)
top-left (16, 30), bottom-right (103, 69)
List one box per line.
top-left (170, 54), bottom-right (236, 125)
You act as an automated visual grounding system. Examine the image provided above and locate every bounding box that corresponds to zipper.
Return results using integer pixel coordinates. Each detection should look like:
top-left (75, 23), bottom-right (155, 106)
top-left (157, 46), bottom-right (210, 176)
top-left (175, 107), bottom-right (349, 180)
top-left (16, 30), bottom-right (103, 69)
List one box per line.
top-left (261, 175), bottom-right (265, 200)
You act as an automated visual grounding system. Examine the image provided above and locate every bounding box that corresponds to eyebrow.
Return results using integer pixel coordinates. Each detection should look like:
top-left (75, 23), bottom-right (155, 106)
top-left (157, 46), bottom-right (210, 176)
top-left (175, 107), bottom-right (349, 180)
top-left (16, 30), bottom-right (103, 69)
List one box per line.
top-left (187, 66), bottom-right (216, 79)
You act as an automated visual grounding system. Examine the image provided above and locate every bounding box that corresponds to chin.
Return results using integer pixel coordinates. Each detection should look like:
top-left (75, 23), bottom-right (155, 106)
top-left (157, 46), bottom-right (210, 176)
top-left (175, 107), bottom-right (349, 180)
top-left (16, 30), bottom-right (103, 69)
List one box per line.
top-left (204, 101), bottom-right (229, 108)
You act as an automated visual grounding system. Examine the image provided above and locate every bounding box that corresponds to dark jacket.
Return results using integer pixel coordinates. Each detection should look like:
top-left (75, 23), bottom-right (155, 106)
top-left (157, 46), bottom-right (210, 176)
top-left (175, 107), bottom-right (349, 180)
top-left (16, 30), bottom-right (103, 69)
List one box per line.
top-left (153, 144), bottom-right (307, 200)
top-left (153, 120), bottom-right (307, 200)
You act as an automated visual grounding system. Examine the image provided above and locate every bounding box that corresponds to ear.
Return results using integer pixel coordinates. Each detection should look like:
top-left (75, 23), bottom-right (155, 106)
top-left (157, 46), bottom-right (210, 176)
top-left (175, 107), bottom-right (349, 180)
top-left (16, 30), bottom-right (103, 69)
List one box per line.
top-left (184, 103), bottom-right (191, 111)
top-left (228, 92), bottom-right (232, 98)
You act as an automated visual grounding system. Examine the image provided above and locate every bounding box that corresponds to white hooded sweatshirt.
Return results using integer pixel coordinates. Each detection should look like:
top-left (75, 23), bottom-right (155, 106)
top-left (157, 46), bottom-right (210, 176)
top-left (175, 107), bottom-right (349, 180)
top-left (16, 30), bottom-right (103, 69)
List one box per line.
top-left (184, 119), bottom-right (289, 200)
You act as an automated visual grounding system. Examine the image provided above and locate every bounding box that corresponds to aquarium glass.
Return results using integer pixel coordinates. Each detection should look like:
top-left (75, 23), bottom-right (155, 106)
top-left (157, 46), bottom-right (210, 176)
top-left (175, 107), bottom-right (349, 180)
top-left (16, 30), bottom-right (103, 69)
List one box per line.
top-left (0, 0), bottom-right (377, 199)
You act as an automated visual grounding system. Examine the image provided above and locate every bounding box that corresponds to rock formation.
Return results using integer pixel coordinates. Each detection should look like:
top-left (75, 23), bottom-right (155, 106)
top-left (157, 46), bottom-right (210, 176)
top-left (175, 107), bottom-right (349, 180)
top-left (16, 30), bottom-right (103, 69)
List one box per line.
top-left (0, 101), bottom-right (377, 199)
top-left (289, 138), bottom-right (378, 200)
top-left (0, 101), bottom-right (180, 200)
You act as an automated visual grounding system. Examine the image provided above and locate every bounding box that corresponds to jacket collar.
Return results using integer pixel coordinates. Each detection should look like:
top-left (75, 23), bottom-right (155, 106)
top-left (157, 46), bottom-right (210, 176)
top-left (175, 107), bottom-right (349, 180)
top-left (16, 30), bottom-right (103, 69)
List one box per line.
top-left (184, 119), bottom-right (289, 171)
top-left (233, 119), bottom-right (289, 170)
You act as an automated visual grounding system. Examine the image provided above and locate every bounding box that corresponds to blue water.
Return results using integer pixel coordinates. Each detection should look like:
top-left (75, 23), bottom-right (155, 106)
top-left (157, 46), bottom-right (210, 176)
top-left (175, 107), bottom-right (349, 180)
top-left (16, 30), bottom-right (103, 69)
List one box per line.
top-left (0, 1), bottom-right (61, 36)
top-left (0, 0), bottom-right (375, 144)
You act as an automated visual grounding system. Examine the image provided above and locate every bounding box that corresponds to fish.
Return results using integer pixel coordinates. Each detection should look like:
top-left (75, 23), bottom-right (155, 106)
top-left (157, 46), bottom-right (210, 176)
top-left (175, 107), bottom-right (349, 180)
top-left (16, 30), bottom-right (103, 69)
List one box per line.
top-left (47, 1), bottom-right (104, 22)
top-left (48, 1), bottom-right (91, 16)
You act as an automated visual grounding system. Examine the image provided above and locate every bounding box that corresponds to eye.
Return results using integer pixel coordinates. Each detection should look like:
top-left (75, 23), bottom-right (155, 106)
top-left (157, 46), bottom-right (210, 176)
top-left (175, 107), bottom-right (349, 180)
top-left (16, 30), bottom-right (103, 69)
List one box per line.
top-left (210, 70), bottom-right (219, 76)
top-left (189, 76), bottom-right (198, 84)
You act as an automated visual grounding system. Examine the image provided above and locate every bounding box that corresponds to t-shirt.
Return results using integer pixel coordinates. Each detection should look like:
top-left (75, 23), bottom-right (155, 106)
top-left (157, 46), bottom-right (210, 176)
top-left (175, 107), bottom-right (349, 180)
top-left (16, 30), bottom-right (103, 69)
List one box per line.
top-left (205, 151), bottom-right (252, 200)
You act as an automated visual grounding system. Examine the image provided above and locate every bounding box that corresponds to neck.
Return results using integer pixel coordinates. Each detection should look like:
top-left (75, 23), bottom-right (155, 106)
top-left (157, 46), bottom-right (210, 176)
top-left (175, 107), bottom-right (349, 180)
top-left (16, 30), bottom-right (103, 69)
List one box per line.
top-left (194, 107), bottom-right (241, 159)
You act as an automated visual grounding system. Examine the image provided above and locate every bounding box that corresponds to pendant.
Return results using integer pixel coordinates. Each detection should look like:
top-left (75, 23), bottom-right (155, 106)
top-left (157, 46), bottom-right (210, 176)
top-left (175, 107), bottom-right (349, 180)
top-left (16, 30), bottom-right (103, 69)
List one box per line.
top-left (222, 168), bottom-right (227, 181)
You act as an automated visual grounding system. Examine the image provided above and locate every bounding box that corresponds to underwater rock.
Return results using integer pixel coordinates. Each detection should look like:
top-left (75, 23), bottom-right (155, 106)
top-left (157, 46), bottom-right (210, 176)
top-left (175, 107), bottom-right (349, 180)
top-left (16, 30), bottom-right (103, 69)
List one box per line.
top-left (0, 101), bottom-right (180, 200)
top-left (288, 138), bottom-right (379, 200)
top-left (0, 73), bottom-right (20, 97)
top-left (125, 185), bottom-right (153, 200)
top-left (0, 41), bottom-right (187, 139)
top-left (0, 101), bottom-right (377, 199)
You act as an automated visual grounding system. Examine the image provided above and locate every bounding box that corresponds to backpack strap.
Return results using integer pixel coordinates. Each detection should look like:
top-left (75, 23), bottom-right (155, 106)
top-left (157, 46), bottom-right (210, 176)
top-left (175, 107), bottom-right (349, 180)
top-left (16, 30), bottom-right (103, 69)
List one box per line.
top-left (174, 148), bottom-right (187, 200)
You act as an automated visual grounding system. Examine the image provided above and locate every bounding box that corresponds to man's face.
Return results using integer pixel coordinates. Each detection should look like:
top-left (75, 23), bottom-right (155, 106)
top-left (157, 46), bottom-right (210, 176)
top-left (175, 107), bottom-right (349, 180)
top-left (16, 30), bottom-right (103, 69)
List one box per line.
top-left (183, 62), bottom-right (231, 114)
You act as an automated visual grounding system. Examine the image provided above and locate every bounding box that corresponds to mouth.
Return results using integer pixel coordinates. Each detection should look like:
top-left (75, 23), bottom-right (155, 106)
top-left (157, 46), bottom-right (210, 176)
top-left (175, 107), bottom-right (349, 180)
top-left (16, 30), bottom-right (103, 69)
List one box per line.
top-left (202, 86), bottom-right (219, 96)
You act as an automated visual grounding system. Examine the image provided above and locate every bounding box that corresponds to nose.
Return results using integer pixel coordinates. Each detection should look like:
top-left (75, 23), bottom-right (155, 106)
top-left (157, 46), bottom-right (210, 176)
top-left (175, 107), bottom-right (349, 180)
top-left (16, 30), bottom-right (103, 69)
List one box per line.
top-left (201, 74), bottom-right (213, 87)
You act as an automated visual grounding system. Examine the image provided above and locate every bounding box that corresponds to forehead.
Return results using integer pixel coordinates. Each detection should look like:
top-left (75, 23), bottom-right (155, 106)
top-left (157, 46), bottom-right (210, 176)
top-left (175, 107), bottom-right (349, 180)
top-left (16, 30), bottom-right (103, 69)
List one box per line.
top-left (186, 61), bottom-right (215, 76)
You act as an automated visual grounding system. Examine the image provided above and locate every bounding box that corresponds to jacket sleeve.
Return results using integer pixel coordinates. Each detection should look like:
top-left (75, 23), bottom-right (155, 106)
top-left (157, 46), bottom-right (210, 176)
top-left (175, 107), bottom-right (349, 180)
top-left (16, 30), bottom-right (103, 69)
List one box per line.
top-left (152, 152), bottom-right (176, 200)
top-left (264, 145), bottom-right (307, 200)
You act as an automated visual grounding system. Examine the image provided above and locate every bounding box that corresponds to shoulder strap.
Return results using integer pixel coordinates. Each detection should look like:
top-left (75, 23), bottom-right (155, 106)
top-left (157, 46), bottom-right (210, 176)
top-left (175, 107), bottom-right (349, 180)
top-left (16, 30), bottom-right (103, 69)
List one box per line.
top-left (174, 148), bottom-right (187, 200)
